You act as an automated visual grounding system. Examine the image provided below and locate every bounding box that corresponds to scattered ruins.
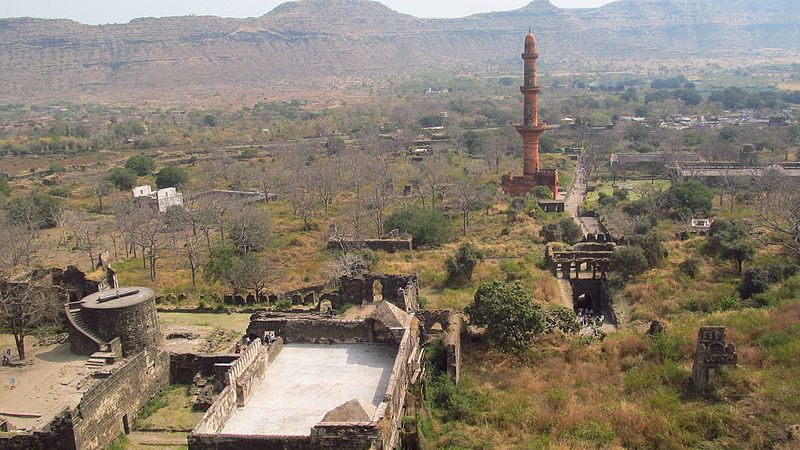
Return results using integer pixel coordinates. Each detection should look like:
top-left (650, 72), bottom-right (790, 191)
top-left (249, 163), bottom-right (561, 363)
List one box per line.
top-left (691, 326), bottom-right (738, 393)
top-left (502, 32), bottom-right (560, 199)
top-left (0, 271), bottom-right (455, 450)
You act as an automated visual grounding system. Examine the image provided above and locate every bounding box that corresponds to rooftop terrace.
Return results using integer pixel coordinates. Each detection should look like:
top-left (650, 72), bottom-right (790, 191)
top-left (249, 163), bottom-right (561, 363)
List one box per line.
top-left (220, 343), bottom-right (396, 436)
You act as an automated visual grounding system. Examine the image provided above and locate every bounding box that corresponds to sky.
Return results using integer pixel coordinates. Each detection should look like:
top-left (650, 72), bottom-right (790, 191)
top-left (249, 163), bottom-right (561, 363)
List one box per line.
top-left (0, 0), bottom-right (614, 24)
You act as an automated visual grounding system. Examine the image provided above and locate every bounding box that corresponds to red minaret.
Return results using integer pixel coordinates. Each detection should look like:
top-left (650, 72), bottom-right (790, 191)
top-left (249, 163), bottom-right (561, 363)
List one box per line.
top-left (517, 32), bottom-right (545, 176)
top-left (501, 31), bottom-right (559, 199)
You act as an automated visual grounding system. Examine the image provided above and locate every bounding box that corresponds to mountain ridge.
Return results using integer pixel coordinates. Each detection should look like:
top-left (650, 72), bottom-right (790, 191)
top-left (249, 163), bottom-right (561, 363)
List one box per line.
top-left (1, 0), bottom-right (798, 102)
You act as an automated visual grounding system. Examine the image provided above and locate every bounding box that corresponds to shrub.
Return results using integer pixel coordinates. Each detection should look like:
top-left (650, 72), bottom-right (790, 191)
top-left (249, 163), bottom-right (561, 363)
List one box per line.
top-left (678, 258), bottom-right (701, 278)
top-left (155, 166), bottom-right (189, 189)
top-left (669, 181), bottom-right (713, 215)
top-left (544, 306), bottom-right (580, 334)
top-left (612, 189), bottom-right (630, 201)
top-left (532, 186), bottom-right (553, 199)
top-left (539, 223), bottom-right (562, 243)
top-left (48, 187), bottom-right (69, 198)
top-left (629, 231), bottom-right (667, 268)
top-left (0, 177), bottom-right (9, 197)
top-left (47, 162), bottom-right (66, 174)
top-left (466, 280), bottom-right (544, 353)
top-left (107, 167), bottom-right (138, 190)
top-left (738, 267), bottom-right (781, 299)
top-left (444, 243), bottom-right (485, 284)
top-left (611, 246), bottom-right (648, 278)
top-left (125, 155), bottom-right (156, 176)
top-left (240, 148), bottom-right (258, 159)
top-left (384, 206), bottom-right (451, 248)
top-left (559, 217), bottom-right (583, 245)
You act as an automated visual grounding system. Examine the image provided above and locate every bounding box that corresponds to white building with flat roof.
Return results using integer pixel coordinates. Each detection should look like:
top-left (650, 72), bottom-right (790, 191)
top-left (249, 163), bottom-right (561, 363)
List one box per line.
top-left (132, 185), bottom-right (183, 213)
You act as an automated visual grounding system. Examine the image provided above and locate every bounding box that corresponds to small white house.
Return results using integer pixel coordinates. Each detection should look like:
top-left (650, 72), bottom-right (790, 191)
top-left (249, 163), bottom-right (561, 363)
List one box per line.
top-left (132, 185), bottom-right (184, 213)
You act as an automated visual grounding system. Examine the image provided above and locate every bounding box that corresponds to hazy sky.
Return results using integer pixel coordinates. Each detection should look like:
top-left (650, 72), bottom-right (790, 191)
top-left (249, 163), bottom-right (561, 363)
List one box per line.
top-left (1, 0), bottom-right (614, 24)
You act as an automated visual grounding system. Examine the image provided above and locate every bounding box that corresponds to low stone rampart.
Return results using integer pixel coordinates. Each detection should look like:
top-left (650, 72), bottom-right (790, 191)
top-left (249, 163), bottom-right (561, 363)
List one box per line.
top-left (72, 349), bottom-right (170, 450)
top-left (247, 318), bottom-right (373, 344)
top-left (170, 353), bottom-right (239, 384)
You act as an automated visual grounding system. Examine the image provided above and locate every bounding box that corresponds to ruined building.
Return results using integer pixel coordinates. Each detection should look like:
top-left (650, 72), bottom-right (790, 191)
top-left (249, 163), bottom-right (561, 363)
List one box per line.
top-left (502, 31), bottom-right (559, 198)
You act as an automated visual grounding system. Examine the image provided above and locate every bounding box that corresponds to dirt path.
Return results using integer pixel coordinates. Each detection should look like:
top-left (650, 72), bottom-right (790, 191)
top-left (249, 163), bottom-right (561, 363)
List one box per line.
top-left (557, 278), bottom-right (573, 309)
top-left (564, 161), bottom-right (604, 235)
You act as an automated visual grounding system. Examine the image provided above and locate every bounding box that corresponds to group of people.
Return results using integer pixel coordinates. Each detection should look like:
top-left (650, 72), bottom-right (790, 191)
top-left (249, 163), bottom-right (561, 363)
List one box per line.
top-left (577, 309), bottom-right (605, 328)
top-left (234, 332), bottom-right (277, 354)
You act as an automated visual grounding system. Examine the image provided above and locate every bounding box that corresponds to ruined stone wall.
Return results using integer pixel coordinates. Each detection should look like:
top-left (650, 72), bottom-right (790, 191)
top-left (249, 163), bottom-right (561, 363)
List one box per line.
top-left (170, 353), bottom-right (239, 384)
top-left (188, 432), bottom-right (379, 450)
top-left (0, 410), bottom-right (76, 450)
top-left (375, 321), bottom-right (421, 449)
top-left (192, 384), bottom-right (238, 435)
top-left (337, 274), bottom-right (418, 312)
top-left (71, 349), bottom-right (170, 450)
top-left (192, 339), bottom-right (282, 435)
top-left (247, 318), bottom-right (374, 344)
top-left (418, 310), bottom-right (462, 382)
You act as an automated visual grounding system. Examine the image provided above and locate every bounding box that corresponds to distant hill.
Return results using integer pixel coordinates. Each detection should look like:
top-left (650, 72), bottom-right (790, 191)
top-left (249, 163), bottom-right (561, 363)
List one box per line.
top-left (1, 0), bottom-right (799, 101)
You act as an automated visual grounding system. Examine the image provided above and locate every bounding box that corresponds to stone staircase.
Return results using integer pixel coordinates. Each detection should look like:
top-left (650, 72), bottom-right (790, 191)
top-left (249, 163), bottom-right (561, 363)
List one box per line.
top-left (86, 351), bottom-right (117, 368)
top-left (65, 305), bottom-right (114, 368)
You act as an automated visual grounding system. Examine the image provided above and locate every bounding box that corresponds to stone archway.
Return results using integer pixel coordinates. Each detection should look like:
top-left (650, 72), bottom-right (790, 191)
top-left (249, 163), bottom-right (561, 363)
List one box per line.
top-left (372, 280), bottom-right (383, 302)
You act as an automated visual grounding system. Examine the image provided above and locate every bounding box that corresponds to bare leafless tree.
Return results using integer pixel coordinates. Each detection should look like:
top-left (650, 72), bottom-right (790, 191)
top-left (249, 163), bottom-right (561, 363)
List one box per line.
top-left (0, 277), bottom-right (59, 359)
top-left (366, 155), bottom-right (394, 238)
top-left (310, 159), bottom-right (340, 217)
top-left (227, 207), bottom-right (273, 255)
top-left (754, 169), bottom-right (800, 260)
top-left (0, 211), bottom-right (38, 272)
top-left (93, 175), bottom-right (112, 212)
top-left (65, 212), bottom-right (101, 270)
top-left (415, 153), bottom-right (451, 210)
top-left (450, 169), bottom-right (487, 235)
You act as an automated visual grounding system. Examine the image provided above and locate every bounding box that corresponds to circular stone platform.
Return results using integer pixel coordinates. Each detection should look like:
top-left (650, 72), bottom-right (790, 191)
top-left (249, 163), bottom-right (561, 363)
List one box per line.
top-left (82, 287), bottom-right (155, 310)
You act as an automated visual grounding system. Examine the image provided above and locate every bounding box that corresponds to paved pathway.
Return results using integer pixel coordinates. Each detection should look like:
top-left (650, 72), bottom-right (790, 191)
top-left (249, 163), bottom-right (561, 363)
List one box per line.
top-left (564, 162), bottom-right (604, 235)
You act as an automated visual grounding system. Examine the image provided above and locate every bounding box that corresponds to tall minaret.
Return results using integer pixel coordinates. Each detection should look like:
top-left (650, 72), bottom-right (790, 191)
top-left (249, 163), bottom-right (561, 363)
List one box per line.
top-left (516, 31), bottom-right (546, 176)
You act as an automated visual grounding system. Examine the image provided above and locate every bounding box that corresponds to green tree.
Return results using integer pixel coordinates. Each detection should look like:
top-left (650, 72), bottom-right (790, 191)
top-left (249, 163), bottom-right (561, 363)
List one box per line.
top-left (202, 115), bottom-right (218, 127)
top-left (107, 167), bottom-right (138, 191)
top-left (611, 246), bottom-right (648, 279)
top-left (707, 219), bottom-right (755, 275)
top-left (445, 243), bottom-right (485, 284)
top-left (629, 231), bottom-right (667, 268)
top-left (544, 306), bottom-right (580, 334)
top-left (384, 206), bottom-right (451, 248)
top-left (125, 155), bottom-right (156, 176)
top-left (532, 186), bottom-right (553, 199)
top-left (5, 193), bottom-right (62, 229)
top-left (203, 244), bottom-right (239, 293)
top-left (155, 166), bottom-right (189, 189)
top-left (539, 223), bottom-right (562, 243)
top-left (670, 181), bottom-right (713, 215)
top-left (719, 239), bottom-right (755, 275)
top-left (466, 280), bottom-right (544, 353)
top-left (737, 268), bottom-right (772, 300)
top-left (559, 217), bottom-right (583, 245)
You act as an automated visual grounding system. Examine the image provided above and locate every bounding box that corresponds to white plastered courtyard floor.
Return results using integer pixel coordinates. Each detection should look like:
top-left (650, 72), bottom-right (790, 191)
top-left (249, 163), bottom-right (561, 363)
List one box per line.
top-left (221, 343), bottom-right (396, 436)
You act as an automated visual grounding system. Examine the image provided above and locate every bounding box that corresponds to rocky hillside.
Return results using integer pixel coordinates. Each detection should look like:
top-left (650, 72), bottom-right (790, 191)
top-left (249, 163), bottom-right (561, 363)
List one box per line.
top-left (1, 0), bottom-right (798, 101)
